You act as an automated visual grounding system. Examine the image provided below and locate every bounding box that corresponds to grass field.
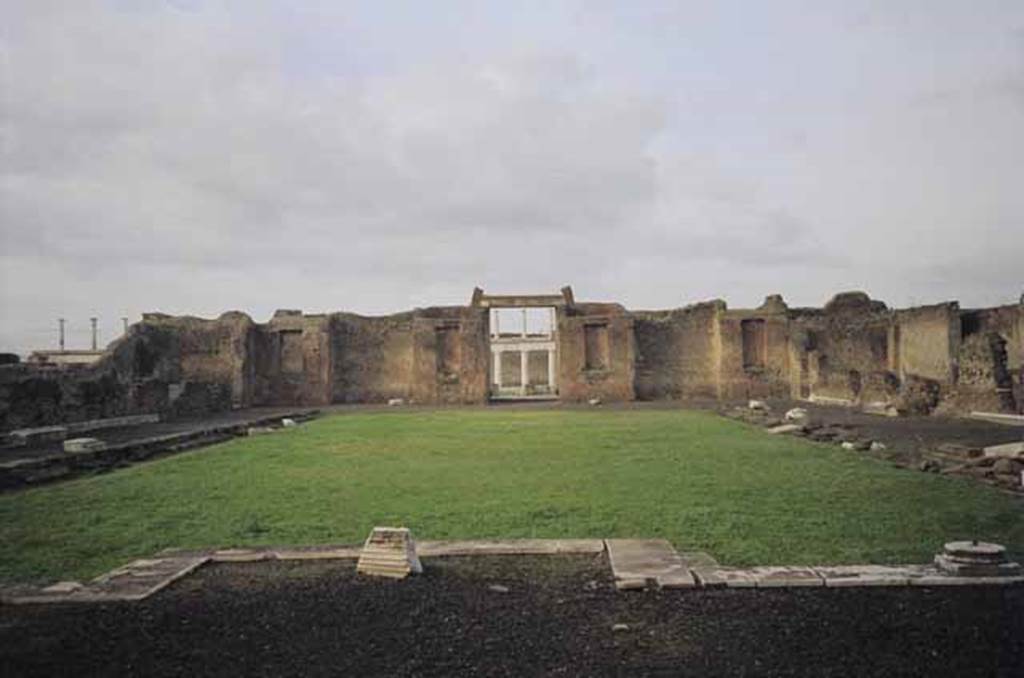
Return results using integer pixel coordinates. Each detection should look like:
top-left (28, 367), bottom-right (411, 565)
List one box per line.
top-left (1, 409), bottom-right (1022, 583)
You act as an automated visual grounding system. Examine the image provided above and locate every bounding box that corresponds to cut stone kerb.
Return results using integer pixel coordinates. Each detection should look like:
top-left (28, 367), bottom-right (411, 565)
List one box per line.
top-left (356, 527), bottom-right (423, 579)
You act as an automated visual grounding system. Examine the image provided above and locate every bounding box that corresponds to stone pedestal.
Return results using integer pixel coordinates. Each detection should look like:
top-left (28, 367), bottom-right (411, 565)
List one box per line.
top-left (356, 527), bottom-right (423, 579)
top-left (934, 541), bottom-right (1021, 577)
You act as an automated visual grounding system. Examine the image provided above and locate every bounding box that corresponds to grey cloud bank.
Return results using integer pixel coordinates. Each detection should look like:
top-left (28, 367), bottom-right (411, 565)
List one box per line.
top-left (2, 0), bottom-right (1023, 354)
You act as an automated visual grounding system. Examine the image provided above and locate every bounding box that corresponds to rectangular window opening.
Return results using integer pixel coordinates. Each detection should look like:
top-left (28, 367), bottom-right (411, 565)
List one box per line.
top-left (584, 324), bottom-right (610, 370)
top-left (741, 319), bottom-right (766, 369)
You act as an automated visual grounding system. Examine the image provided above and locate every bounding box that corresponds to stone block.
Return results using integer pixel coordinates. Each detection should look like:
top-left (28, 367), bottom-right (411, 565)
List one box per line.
top-left (747, 566), bottom-right (824, 587)
top-left (692, 567), bottom-right (757, 588)
top-left (815, 565), bottom-right (915, 587)
top-left (606, 539), bottom-right (695, 589)
top-left (9, 425), bottom-right (68, 446)
top-left (41, 581), bottom-right (83, 594)
top-left (784, 407), bottom-right (808, 422)
top-left (63, 437), bottom-right (107, 454)
top-left (984, 442), bottom-right (1024, 459)
top-left (357, 527), bottom-right (423, 579)
top-left (767, 424), bottom-right (803, 435)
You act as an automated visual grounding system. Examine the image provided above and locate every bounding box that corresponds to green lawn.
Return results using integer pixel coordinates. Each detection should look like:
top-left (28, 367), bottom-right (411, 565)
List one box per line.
top-left (1, 409), bottom-right (1022, 583)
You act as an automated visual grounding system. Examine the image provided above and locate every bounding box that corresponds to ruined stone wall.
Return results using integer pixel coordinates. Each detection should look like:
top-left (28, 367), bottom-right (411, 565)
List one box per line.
top-left (252, 311), bottom-right (332, 406)
top-left (328, 307), bottom-right (489, 405)
top-left (144, 312), bottom-right (257, 414)
top-left (949, 304), bottom-right (1023, 413)
top-left (5, 290), bottom-right (1021, 429)
top-left (788, 293), bottom-right (895, 405)
top-left (631, 302), bottom-right (722, 400)
top-left (0, 312), bottom-right (252, 430)
top-left (717, 301), bottom-right (791, 401)
top-left (894, 303), bottom-right (959, 384)
top-left (410, 307), bottom-right (490, 405)
top-left (329, 312), bottom-right (416, 404)
top-left (558, 303), bottom-right (635, 402)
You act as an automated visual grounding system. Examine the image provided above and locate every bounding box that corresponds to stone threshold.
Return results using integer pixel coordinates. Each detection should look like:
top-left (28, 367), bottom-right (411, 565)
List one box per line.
top-left (3, 538), bottom-right (1022, 606)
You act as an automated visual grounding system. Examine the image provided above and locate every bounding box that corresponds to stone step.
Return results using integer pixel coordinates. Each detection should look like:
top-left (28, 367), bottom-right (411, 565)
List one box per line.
top-left (605, 539), bottom-right (696, 590)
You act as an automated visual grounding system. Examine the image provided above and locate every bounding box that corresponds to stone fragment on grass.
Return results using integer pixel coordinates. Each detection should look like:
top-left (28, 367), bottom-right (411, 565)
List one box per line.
top-left (870, 441), bottom-right (887, 451)
top-left (784, 407), bottom-right (808, 422)
top-left (748, 400), bottom-right (769, 411)
top-left (984, 442), bottom-right (1024, 459)
top-left (42, 581), bottom-right (83, 594)
top-left (767, 424), bottom-right (802, 435)
top-left (281, 418), bottom-right (297, 428)
top-left (387, 398), bottom-right (405, 407)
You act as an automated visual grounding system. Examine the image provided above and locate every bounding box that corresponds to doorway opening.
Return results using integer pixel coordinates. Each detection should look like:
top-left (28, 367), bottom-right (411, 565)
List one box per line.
top-left (489, 306), bottom-right (557, 400)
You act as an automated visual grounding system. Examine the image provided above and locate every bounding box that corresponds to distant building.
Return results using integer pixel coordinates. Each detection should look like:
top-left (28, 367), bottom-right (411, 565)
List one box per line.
top-left (27, 350), bottom-right (104, 366)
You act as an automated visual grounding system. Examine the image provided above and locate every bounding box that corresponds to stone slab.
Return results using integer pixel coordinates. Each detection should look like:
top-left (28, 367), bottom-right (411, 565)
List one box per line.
top-left (418, 539), bottom-right (605, 557)
top-left (210, 548), bottom-right (275, 563)
top-left (747, 566), bottom-right (824, 588)
top-left (767, 424), bottom-right (803, 435)
top-left (679, 551), bottom-right (719, 568)
top-left (606, 539), bottom-right (696, 589)
top-left (63, 437), bottom-right (107, 453)
top-left (911, 575), bottom-right (1024, 587)
top-left (272, 545), bottom-right (361, 560)
top-left (65, 414), bottom-right (161, 434)
top-left (970, 411), bottom-right (1024, 427)
top-left (815, 565), bottom-right (917, 587)
top-left (691, 567), bottom-right (758, 588)
top-left (2, 554), bottom-right (208, 605)
top-left (8, 426), bottom-right (68, 445)
top-left (983, 442), bottom-right (1024, 458)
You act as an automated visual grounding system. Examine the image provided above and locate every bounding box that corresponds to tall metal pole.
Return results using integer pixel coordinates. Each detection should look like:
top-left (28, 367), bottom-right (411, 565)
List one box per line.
top-left (90, 317), bottom-right (98, 350)
top-left (59, 318), bottom-right (65, 351)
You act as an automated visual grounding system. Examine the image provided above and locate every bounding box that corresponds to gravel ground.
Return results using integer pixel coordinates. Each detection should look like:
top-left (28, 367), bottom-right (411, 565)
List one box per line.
top-left (2, 555), bottom-right (1022, 677)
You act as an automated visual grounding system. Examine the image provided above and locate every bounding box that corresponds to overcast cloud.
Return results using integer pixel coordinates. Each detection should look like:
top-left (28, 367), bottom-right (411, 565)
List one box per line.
top-left (2, 1), bottom-right (1023, 354)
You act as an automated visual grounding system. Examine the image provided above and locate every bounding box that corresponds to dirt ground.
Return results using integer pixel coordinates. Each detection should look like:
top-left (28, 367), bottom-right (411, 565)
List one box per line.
top-left (2, 555), bottom-right (1021, 677)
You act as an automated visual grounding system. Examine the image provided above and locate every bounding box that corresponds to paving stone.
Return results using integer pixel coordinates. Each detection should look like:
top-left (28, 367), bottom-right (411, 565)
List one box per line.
top-left (272, 546), bottom-right (361, 560)
top-left (679, 551), bottom-right (719, 568)
top-left (983, 442), bottom-right (1024, 458)
top-left (747, 566), bottom-right (824, 588)
top-left (418, 539), bottom-right (604, 557)
top-left (63, 437), bottom-right (108, 454)
top-left (614, 577), bottom-right (649, 591)
top-left (211, 548), bottom-right (274, 562)
top-left (815, 565), bottom-right (916, 587)
top-left (606, 539), bottom-right (696, 589)
top-left (3, 554), bottom-right (208, 605)
top-left (767, 424), bottom-right (803, 435)
top-left (692, 567), bottom-right (757, 588)
top-left (41, 581), bottom-right (83, 594)
top-left (911, 574), bottom-right (1024, 587)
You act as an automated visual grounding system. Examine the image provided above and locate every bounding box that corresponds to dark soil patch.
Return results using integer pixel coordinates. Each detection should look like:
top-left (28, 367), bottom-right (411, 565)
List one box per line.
top-left (2, 555), bottom-right (1022, 677)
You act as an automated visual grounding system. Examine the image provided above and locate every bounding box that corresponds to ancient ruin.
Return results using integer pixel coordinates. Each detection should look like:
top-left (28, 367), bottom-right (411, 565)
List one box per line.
top-left (2, 287), bottom-right (1022, 430)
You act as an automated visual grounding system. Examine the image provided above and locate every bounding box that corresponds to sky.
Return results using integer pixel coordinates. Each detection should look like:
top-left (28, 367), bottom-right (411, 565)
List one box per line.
top-left (2, 1), bottom-right (1023, 355)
